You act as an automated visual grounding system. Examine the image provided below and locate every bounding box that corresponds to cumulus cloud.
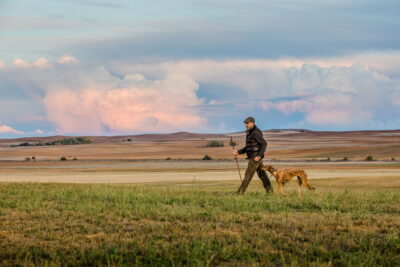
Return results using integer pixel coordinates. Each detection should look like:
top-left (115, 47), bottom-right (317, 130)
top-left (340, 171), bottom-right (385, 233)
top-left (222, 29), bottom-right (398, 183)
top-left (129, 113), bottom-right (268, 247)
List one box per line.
top-left (0, 124), bottom-right (23, 134)
top-left (32, 58), bottom-right (51, 68)
top-left (111, 51), bottom-right (400, 129)
top-left (1, 51), bottom-right (400, 134)
top-left (12, 58), bottom-right (30, 68)
top-left (57, 55), bottom-right (79, 65)
top-left (40, 69), bottom-right (205, 134)
top-left (35, 129), bottom-right (44, 134)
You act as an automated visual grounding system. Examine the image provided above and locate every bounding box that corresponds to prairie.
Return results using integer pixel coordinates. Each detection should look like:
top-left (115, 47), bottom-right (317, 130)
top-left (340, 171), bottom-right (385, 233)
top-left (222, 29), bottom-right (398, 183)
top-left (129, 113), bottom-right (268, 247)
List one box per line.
top-left (0, 177), bottom-right (399, 266)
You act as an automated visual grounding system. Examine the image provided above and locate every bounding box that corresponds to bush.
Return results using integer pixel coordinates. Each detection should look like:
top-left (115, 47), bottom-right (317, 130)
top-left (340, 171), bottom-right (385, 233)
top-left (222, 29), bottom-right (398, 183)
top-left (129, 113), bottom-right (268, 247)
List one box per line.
top-left (166, 157), bottom-right (172, 160)
top-left (73, 157), bottom-right (78, 161)
top-left (202, 155), bottom-right (213, 160)
top-left (31, 156), bottom-right (36, 161)
top-left (127, 139), bottom-right (132, 142)
top-left (19, 142), bottom-right (31, 146)
top-left (391, 158), bottom-right (395, 161)
top-left (206, 140), bottom-right (224, 147)
top-left (58, 137), bottom-right (92, 145)
top-left (327, 157), bottom-right (330, 161)
top-left (24, 157), bottom-right (31, 162)
top-left (60, 157), bottom-right (67, 161)
top-left (365, 155), bottom-right (374, 161)
top-left (343, 157), bottom-right (348, 161)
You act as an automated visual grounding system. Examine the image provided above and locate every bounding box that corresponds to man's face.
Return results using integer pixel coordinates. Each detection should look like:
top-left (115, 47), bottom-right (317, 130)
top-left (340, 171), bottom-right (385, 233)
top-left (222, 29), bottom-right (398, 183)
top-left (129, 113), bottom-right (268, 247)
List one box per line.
top-left (245, 121), bottom-right (254, 130)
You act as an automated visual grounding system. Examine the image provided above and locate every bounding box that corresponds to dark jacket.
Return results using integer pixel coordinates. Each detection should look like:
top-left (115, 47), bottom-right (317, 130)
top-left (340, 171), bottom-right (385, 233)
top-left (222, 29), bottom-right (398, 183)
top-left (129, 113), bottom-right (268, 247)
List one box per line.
top-left (237, 125), bottom-right (267, 159)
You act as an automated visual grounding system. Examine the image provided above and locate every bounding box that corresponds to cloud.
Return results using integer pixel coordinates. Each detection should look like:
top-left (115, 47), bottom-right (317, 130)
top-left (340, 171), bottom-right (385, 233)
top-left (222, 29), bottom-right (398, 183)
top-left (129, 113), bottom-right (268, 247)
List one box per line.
top-left (35, 129), bottom-right (44, 134)
top-left (41, 69), bottom-right (205, 134)
top-left (0, 124), bottom-right (23, 134)
top-left (12, 58), bottom-right (30, 68)
top-left (57, 55), bottom-right (79, 65)
top-left (32, 58), bottom-right (51, 68)
top-left (111, 51), bottom-right (400, 129)
top-left (1, 52), bottom-right (400, 135)
top-left (0, 61), bottom-right (4, 69)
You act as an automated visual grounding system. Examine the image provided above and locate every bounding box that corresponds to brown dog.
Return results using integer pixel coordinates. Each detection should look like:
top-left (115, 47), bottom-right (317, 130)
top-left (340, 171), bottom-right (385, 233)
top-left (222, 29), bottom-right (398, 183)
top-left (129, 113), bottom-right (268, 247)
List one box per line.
top-left (263, 165), bottom-right (315, 196)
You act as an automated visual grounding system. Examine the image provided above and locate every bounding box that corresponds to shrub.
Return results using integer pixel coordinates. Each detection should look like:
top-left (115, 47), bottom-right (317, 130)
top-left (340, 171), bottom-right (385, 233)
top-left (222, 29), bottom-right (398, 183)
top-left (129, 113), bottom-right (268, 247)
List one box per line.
top-left (19, 142), bottom-right (31, 146)
top-left (166, 157), bottom-right (172, 160)
top-left (59, 137), bottom-right (92, 145)
top-left (391, 158), bottom-right (395, 161)
top-left (127, 139), bottom-right (132, 142)
top-left (327, 157), bottom-right (330, 161)
top-left (73, 157), bottom-right (78, 161)
top-left (24, 157), bottom-right (31, 162)
top-left (206, 140), bottom-right (224, 147)
top-left (202, 155), bottom-right (213, 160)
top-left (60, 157), bottom-right (67, 161)
top-left (365, 155), bottom-right (374, 161)
top-left (343, 157), bottom-right (348, 161)
top-left (31, 156), bottom-right (36, 161)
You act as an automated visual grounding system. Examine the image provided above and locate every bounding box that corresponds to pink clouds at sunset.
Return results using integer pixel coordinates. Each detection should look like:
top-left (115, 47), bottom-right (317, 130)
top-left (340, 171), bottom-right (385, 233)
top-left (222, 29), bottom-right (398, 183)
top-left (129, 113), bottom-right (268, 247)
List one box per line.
top-left (42, 72), bottom-right (205, 134)
top-left (1, 51), bottom-right (399, 136)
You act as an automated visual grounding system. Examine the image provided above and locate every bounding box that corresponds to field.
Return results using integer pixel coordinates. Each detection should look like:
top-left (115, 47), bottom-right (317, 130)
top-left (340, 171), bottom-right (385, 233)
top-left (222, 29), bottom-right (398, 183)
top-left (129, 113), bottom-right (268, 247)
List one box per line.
top-left (0, 130), bottom-right (399, 265)
top-left (0, 177), bottom-right (399, 266)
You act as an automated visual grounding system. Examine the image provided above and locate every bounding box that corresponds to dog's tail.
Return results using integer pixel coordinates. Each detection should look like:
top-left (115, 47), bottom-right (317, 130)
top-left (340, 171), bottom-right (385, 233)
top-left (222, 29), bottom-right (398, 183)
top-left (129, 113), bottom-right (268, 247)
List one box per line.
top-left (298, 171), bottom-right (315, 191)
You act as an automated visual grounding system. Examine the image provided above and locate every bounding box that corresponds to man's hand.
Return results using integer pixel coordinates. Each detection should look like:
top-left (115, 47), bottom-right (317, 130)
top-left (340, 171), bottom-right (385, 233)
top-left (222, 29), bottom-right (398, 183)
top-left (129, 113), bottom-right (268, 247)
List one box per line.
top-left (232, 150), bottom-right (238, 156)
top-left (253, 156), bottom-right (261, 162)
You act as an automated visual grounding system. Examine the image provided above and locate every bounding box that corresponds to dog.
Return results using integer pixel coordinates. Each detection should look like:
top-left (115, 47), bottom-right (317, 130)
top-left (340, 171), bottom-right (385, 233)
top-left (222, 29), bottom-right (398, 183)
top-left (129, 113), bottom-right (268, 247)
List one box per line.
top-left (263, 165), bottom-right (315, 196)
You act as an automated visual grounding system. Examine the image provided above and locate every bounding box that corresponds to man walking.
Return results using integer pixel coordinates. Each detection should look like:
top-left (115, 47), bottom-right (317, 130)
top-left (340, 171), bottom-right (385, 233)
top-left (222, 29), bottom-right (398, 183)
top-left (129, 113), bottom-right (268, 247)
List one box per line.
top-left (233, 117), bottom-right (273, 194)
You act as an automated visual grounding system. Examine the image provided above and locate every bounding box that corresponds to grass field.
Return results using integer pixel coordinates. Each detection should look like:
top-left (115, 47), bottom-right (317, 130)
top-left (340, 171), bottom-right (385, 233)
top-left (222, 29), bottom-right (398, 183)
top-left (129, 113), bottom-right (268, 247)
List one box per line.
top-left (0, 177), bottom-right (399, 266)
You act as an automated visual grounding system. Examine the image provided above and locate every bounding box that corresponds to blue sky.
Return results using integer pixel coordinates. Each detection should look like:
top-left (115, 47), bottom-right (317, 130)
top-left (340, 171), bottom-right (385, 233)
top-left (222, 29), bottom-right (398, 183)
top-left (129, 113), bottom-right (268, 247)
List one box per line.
top-left (0, 0), bottom-right (399, 137)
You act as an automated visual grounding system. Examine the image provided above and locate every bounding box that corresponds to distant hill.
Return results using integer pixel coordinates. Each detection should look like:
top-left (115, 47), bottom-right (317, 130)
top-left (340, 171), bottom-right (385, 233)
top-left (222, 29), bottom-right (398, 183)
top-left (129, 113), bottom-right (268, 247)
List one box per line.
top-left (0, 132), bottom-right (225, 146)
top-left (1, 129), bottom-right (399, 147)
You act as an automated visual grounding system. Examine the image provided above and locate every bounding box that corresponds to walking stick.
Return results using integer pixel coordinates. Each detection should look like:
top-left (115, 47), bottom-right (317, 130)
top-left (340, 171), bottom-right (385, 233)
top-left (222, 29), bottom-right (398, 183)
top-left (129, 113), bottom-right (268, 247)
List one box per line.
top-left (230, 136), bottom-right (242, 182)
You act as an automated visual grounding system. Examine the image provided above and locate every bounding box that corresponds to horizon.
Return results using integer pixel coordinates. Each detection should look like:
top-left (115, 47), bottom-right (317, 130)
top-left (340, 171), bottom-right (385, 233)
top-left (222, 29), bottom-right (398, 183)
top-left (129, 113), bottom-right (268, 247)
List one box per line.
top-left (1, 1), bottom-right (399, 138)
top-left (1, 128), bottom-right (400, 140)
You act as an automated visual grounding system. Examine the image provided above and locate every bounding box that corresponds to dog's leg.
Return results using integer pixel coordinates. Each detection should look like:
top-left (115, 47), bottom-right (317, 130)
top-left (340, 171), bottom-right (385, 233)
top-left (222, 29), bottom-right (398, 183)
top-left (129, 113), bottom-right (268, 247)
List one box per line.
top-left (296, 176), bottom-right (302, 195)
top-left (301, 173), bottom-right (315, 192)
top-left (278, 181), bottom-right (287, 196)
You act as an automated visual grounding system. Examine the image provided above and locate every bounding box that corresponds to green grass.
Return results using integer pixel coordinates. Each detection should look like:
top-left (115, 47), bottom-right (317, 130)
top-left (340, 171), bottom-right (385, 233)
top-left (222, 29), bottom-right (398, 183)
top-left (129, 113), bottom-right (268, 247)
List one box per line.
top-left (0, 178), bottom-right (399, 266)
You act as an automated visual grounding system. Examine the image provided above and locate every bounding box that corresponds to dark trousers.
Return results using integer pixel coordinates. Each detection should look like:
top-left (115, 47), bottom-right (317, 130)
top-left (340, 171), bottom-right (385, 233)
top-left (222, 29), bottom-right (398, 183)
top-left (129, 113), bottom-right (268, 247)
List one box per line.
top-left (237, 159), bottom-right (273, 194)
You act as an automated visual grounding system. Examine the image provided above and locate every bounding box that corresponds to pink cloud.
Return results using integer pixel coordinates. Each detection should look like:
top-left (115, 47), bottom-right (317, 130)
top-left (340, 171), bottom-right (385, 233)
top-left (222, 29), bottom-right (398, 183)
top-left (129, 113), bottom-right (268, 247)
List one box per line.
top-left (12, 58), bottom-right (30, 68)
top-left (32, 58), bottom-right (51, 68)
top-left (43, 73), bottom-right (205, 134)
top-left (0, 124), bottom-right (23, 134)
top-left (261, 94), bottom-right (372, 126)
top-left (57, 55), bottom-right (79, 65)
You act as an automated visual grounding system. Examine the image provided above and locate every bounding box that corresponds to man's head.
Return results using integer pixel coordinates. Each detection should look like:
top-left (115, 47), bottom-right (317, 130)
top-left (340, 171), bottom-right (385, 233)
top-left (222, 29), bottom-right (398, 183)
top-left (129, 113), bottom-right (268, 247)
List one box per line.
top-left (243, 116), bottom-right (255, 130)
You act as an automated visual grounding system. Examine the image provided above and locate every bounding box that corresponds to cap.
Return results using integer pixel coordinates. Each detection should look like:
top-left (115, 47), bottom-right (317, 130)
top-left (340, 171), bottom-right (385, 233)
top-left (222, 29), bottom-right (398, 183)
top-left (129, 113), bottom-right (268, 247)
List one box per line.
top-left (243, 116), bottom-right (255, 123)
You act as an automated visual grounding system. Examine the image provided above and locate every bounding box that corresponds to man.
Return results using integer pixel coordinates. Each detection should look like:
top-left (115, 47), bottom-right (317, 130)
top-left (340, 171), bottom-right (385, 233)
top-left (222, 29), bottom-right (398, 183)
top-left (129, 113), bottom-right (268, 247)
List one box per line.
top-left (233, 116), bottom-right (273, 194)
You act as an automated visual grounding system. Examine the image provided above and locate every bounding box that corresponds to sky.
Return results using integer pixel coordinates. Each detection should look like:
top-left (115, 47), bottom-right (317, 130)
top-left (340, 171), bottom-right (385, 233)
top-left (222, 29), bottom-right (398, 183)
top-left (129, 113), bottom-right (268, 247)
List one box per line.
top-left (0, 0), bottom-right (399, 137)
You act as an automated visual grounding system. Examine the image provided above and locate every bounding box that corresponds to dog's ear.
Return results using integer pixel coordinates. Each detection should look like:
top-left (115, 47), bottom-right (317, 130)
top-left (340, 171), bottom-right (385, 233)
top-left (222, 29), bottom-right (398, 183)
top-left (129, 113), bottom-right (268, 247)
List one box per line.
top-left (266, 165), bottom-right (274, 172)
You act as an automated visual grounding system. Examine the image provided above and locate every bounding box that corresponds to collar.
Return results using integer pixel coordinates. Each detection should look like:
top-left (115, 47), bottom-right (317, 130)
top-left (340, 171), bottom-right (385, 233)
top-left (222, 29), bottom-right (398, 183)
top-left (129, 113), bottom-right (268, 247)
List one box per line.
top-left (246, 124), bottom-right (258, 134)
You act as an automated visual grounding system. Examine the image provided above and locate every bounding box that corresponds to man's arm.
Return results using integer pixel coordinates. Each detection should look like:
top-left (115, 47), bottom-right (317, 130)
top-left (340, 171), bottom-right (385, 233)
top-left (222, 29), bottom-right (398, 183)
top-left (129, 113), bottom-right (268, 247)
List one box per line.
top-left (253, 131), bottom-right (267, 157)
top-left (237, 147), bottom-right (247, 154)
